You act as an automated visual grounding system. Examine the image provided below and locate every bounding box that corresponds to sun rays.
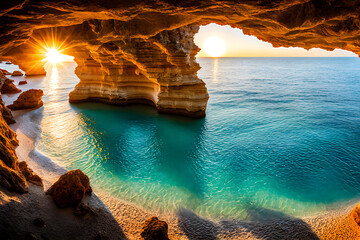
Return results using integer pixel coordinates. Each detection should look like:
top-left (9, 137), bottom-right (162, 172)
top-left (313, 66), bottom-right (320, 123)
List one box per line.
top-left (11, 28), bottom-right (76, 73)
top-left (44, 47), bottom-right (72, 65)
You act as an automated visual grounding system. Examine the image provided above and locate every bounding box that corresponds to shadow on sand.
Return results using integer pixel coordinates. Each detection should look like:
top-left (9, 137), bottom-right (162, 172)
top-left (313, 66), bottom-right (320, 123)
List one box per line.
top-left (0, 185), bottom-right (128, 240)
top-left (177, 206), bottom-right (320, 240)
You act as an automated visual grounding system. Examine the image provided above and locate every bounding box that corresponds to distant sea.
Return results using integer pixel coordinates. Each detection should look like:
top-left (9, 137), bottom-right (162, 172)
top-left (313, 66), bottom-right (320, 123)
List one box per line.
top-left (3, 57), bottom-right (360, 220)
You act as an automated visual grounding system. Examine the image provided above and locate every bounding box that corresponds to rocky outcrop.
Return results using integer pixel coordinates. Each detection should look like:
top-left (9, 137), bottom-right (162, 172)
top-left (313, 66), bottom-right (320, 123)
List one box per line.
top-left (8, 89), bottom-right (44, 110)
top-left (18, 161), bottom-right (43, 187)
top-left (0, 97), bottom-right (15, 125)
top-left (0, 70), bottom-right (21, 94)
top-left (0, 106), bottom-right (30, 193)
top-left (0, 160), bottom-right (28, 193)
top-left (1, 78), bottom-right (21, 94)
top-left (46, 169), bottom-right (92, 208)
top-left (141, 216), bottom-right (169, 240)
top-left (1, 69), bottom-right (11, 75)
top-left (11, 70), bottom-right (23, 76)
top-left (18, 80), bottom-right (27, 85)
top-left (69, 25), bottom-right (209, 117)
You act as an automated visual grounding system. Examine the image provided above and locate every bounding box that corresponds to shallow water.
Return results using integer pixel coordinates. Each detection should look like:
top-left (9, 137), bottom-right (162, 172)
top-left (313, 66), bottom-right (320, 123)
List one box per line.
top-left (2, 57), bottom-right (360, 220)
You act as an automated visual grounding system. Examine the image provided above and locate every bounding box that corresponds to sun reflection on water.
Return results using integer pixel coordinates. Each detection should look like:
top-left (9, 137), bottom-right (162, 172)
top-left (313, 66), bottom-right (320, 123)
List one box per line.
top-left (212, 58), bottom-right (218, 83)
top-left (49, 65), bottom-right (59, 87)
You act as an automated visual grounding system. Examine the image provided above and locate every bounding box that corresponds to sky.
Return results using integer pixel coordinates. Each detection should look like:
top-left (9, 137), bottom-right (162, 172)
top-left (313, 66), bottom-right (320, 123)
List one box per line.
top-left (195, 23), bottom-right (357, 57)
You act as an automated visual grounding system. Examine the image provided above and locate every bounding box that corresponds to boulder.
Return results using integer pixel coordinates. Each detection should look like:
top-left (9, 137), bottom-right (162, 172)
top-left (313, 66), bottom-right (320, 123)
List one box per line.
top-left (8, 89), bottom-right (43, 110)
top-left (46, 169), bottom-right (92, 208)
top-left (18, 80), bottom-right (27, 85)
top-left (11, 70), bottom-right (23, 76)
top-left (18, 161), bottom-right (43, 187)
top-left (140, 216), bottom-right (169, 240)
top-left (1, 78), bottom-right (21, 94)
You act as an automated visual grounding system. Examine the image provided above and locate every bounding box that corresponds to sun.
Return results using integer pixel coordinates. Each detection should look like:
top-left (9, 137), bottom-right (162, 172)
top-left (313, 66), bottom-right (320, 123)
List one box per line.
top-left (203, 37), bottom-right (226, 57)
top-left (44, 47), bottom-right (68, 64)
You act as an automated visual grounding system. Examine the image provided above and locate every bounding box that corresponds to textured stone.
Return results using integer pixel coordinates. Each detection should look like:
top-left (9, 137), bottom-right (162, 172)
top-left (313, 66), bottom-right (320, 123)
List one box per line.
top-left (0, 160), bottom-right (28, 194)
top-left (1, 1), bottom-right (360, 56)
top-left (0, 69), bottom-right (11, 75)
top-left (46, 169), bottom-right (92, 208)
top-left (1, 78), bottom-right (21, 94)
top-left (8, 89), bottom-right (43, 110)
top-left (18, 161), bottom-right (43, 186)
top-left (68, 25), bottom-right (208, 117)
top-left (0, 96), bottom-right (15, 124)
top-left (0, 114), bottom-right (19, 168)
top-left (11, 70), bottom-right (23, 76)
top-left (0, 70), bottom-right (21, 95)
top-left (18, 80), bottom-right (27, 85)
top-left (0, 86), bottom-right (36, 194)
top-left (140, 216), bottom-right (169, 240)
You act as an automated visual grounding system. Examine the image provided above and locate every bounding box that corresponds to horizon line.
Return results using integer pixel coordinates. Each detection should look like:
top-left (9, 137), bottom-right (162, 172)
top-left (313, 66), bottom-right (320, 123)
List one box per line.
top-left (196, 56), bottom-right (359, 58)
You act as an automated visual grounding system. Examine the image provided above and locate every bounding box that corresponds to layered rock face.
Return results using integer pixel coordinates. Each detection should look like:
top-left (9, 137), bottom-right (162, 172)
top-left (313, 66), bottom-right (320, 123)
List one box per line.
top-left (0, 102), bottom-right (29, 193)
top-left (69, 25), bottom-right (209, 117)
top-left (2, 1), bottom-right (360, 117)
top-left (1, 1), bottom-right (360, 55)
top-left (69, 48), bottom-right (161, 108)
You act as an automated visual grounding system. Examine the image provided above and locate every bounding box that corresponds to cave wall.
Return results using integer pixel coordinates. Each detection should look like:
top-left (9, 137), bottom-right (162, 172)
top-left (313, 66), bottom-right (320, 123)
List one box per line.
top-left (2, 0), bottom-right (360, 55)
top-left (2, 0), bottom-right (360, 117)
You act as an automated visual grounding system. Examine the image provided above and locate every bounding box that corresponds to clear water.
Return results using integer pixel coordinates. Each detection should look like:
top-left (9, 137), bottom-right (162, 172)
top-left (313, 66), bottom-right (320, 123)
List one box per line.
top-left (3, 57), bottom-right (360, 219)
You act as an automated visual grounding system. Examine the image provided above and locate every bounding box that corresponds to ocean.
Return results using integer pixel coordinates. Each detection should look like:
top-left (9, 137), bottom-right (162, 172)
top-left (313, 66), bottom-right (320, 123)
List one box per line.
top-left (2, 57), bottom-right (360, 220)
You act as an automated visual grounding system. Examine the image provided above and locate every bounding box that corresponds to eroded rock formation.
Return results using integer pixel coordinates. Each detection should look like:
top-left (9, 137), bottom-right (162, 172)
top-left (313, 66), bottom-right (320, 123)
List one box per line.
top-left (19, 161), bottom-right (43, 187)
top-left (0, 102), bottom-right (31, 193)
top-left (2, 0), bottom-right (360, 117)
top-left (8, 89), bottom-right (44, 110)
top-left (11, 70), bottom-right (23, 76)
top-left (141, 216), bottom-right (169, 240)
top-left (1, 79), bottom-right (21, 94)
top-left (68, 25), bottom-right (209, 117)
top-left (46, 169), bottom-right (92, 208)
top-left (0, 71), bottom-right (21, 95)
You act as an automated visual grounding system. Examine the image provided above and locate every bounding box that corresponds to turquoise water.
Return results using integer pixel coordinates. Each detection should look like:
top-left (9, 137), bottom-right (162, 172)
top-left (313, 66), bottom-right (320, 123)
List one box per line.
top-left (6, 58), bottom-right (360, 219)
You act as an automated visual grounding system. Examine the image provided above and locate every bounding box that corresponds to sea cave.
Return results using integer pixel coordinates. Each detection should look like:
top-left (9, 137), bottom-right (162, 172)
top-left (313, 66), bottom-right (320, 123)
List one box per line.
top-left (1, 1), bottom-right (360, 239)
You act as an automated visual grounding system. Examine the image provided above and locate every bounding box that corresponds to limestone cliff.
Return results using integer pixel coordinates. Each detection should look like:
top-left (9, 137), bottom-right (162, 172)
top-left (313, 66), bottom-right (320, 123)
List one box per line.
top-left (0, 73), bottom-right (40, 193)
top-left (68, 25), bottom-right (209, 117)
